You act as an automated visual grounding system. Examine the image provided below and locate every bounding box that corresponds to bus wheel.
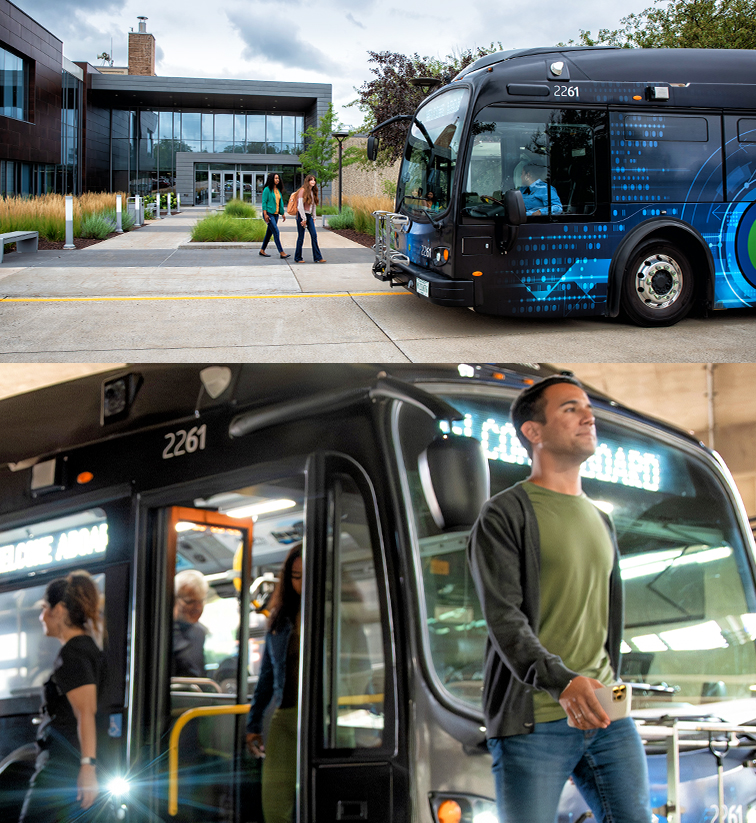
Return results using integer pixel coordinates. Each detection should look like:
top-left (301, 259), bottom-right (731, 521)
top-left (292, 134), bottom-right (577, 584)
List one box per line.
top-left (620, 239), bottom-right (694, 327)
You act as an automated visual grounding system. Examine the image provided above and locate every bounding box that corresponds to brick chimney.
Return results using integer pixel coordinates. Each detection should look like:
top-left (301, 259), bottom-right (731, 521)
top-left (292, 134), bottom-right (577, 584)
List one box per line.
top-left (128, 17), bottom-right (156, 76)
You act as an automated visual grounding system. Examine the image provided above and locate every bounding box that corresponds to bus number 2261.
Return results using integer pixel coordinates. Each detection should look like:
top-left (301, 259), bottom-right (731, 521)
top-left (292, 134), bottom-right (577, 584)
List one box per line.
top-left (162, 424), bottom-right (207, 459)
top-left (553, 85), bottom-right (579, 98)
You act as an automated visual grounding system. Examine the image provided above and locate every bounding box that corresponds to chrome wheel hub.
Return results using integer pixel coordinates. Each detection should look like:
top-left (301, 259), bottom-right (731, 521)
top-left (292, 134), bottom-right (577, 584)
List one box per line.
top-left (635, 254), bottom-right (683, 309)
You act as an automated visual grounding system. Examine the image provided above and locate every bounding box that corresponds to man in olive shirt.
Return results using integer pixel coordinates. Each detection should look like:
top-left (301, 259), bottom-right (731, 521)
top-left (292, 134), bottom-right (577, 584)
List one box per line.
top-left (468, 376), bottom-right (652, 823)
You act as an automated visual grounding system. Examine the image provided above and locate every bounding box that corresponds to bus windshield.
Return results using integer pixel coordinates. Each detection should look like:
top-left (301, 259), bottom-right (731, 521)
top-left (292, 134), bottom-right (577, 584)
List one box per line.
top-left (396, 87), bottom-right (469, 218)
top-left (396, 387), bottom-right (756, 718)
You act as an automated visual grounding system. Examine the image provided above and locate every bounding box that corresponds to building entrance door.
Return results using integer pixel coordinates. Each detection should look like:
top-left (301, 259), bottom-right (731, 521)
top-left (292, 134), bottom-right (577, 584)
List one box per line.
top-left (241, 172), bottom-right (254, 202)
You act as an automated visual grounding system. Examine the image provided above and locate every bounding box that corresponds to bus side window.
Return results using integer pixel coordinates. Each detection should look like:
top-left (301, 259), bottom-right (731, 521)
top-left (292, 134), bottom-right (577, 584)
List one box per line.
top-left (548, 124), bottom-right (596, 216)
top-left (322, 475), bottom-right (386, 750)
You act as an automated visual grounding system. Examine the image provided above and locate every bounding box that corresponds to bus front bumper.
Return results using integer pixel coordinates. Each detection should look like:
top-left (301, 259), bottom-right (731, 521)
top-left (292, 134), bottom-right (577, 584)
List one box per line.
top-left (378, 260), bottom-right (474, 308)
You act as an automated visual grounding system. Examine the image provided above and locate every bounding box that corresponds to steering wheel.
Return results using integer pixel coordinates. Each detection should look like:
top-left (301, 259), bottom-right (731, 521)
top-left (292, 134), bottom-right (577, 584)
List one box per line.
top-left (480, 195), bottom-right (506, 207)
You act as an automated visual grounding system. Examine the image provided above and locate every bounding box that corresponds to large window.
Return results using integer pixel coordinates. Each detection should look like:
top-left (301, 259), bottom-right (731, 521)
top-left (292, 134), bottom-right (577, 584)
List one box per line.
top-left (396, 87), bottom-right (469, 218)
top-left (396, 387), bottom-right (756, 716)
top-left (462, 106), bottom-right (603, 218)
top-left (1, 46), bottom-right (27, 121)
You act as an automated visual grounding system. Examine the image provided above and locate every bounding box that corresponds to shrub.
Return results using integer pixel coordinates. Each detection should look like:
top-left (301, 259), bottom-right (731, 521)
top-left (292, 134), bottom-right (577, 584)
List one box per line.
top-left (102, 208), bottom-right (135, 231)
top-left (0, 192), bottom-right (130, 240)
top-left (79, 212), bottom-right (117, 239)
top-left (318, 204), bottom-right (339, 215)
top-left (224, 198), bottom-right (257, 218)
top-left (327, 206), bottom-right (355, 230)
top-left (190, 213), bottom-right (267, 242)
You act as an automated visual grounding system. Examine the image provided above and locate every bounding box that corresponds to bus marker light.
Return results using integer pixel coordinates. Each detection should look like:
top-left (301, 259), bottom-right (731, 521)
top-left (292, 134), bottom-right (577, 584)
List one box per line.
top-left (633, 95), bottom-right (643, 101)
top-left (76, 471), bottom-right (94, 485)
top-left (491, 372), bottom-right (505, 380)
top-left (473, 271), bottom-right (483, 277)
top-left (438, 800), bottom-right (462, 823)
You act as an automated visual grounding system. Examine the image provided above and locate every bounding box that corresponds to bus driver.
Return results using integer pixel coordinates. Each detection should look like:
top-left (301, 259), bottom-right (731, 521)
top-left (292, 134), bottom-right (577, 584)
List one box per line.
top-left (519, 164), bottom-right (563, 217)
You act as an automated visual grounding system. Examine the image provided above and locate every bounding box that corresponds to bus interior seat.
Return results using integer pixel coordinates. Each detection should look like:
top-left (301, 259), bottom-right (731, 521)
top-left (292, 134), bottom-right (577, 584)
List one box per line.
top-left (513, 160), bottom-right (526, 189)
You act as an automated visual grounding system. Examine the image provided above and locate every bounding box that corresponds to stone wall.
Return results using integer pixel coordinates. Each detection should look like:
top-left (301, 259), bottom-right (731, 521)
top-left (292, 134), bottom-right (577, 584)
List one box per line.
top-left (329, 136), bottom-right (400, 204)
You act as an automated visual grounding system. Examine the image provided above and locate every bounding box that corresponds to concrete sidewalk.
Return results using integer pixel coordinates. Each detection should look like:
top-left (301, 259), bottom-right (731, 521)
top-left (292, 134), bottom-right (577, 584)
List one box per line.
top-left (1, 208), bottom-right (754, 362)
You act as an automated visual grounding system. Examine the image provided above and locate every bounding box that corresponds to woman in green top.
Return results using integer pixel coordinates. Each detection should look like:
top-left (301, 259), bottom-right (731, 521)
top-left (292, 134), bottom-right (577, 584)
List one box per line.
top-left (259, 172), bottom-right (290, 258)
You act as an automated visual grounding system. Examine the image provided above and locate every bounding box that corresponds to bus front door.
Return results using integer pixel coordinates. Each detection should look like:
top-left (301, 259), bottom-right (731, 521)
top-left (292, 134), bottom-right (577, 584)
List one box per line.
top-left (300, 454), bottom-right (406, 823)
top-left (162, 506), bottom-right (253, 822)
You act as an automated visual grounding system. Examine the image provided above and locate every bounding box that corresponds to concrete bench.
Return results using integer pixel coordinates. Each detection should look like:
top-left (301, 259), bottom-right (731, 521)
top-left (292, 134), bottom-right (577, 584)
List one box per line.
top-left (1, 231), bottom-right (39, 264)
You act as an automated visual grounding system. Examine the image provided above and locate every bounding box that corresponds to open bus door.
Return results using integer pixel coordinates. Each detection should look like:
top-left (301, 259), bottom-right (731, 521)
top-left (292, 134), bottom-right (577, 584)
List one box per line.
top-left (299, 453), bottom-right (406, 823)
top-left (161, 506), bottom-right (253, 822)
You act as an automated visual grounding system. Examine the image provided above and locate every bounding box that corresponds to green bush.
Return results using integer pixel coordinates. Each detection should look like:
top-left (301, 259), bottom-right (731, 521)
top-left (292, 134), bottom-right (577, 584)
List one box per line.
top-left (319, 204), bottom-right (339, 215)
top-left (79, 212), bottom-right (117, 239)
top-left (190, 213), bottom-right (267, 242)
top-left (327, 206), bottom-right (355, 230)
top-left (224, 198), bottom-right (257, 218)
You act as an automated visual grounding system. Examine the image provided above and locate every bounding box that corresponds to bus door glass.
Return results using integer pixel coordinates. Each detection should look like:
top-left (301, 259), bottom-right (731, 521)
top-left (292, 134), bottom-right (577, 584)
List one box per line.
top-left (397, 87), bottom-right (469, 217)
top-left (302, 458), bottom-right (397, 823)
top-left (159, 473), bottom-right (306, 822)
top-left (0, 504), bottom-right (130, 820)
top-left (396, 389), bottom-right (756, 717)
top-left (461, 106), bottom-right (605, 219)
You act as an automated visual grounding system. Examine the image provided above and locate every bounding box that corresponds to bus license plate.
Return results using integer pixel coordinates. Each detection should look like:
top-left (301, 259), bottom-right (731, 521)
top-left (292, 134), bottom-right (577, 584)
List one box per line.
top-left (416, 279), bottom-right (429, 297)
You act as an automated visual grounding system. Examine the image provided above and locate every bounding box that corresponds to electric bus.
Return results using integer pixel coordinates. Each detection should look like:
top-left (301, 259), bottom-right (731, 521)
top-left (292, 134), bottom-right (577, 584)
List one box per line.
top-left (369, 47), bottom-right (756, 327)
top-left (0, 364), bottom-right (756, 823)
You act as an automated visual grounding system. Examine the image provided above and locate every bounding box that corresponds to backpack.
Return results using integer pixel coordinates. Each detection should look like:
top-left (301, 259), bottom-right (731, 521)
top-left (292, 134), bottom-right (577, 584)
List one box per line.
top-left (286, 188), bottom-right (302, 216)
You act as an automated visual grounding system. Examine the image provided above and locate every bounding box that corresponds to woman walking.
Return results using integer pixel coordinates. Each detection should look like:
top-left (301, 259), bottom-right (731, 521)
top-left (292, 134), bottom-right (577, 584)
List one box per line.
top-left (20, 570), bottom-right (106, 823)
top-left (294, 174), bottom-right (326, 263)
top-left (246, 543), bottom-right (302, 823)
top-left (259, 172), bottom-right (290, 259)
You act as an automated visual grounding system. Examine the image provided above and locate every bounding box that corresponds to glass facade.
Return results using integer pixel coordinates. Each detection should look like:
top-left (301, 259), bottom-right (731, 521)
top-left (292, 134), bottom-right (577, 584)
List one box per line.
top-left (0, 45), bottom-right (28, 121)
top-left (112, 110), bottom-right (305, 197)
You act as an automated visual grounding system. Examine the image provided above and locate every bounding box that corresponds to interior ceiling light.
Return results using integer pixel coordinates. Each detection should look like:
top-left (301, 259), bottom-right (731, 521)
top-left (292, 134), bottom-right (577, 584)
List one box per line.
top-left (224, 499), bottom-right (297, 519)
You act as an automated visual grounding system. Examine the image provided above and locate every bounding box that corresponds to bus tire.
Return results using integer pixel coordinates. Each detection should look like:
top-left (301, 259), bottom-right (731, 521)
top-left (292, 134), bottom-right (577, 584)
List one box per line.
top-left (620, 238), bottom-right (695, 327)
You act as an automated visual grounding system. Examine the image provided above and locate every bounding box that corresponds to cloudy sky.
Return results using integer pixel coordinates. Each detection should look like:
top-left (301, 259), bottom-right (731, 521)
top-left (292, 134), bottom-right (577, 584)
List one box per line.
top-left (14, 0), bottom-right (653, 127)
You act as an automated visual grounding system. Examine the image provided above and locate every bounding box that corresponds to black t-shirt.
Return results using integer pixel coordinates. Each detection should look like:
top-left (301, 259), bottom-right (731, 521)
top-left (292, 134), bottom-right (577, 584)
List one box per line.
top-left (40, 635), bottom-right (106, 751)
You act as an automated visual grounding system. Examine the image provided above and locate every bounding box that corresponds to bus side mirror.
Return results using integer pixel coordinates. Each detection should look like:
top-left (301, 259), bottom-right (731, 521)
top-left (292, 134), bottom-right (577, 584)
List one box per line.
top-left (505, 189), bottom-right (526, 226)
top-left (366, 134), bottom-right (379, 162)
top-left (419, 434), bottom-right (490, 530)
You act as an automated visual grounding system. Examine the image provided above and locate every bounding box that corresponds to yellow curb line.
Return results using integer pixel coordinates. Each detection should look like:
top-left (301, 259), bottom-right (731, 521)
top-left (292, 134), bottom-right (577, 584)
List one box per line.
top-left (1, 291), bottom-right (411, 304)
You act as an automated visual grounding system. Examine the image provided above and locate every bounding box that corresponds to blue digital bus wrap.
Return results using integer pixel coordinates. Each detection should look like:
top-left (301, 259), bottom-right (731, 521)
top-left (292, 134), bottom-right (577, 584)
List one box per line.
top-left (370, 47), bottom-right (756, 326)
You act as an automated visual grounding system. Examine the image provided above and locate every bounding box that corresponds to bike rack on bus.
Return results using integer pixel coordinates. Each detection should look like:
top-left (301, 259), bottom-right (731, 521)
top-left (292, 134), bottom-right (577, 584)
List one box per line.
top-left (637, 718), bottom-right (756, 823)
top-left (372, 210), bottom-right (410, 281)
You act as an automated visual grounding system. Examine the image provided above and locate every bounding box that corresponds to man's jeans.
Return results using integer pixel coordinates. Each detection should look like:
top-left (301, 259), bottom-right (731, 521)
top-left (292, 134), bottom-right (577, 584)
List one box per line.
top-left (487, 717), bottom-right (652, 823)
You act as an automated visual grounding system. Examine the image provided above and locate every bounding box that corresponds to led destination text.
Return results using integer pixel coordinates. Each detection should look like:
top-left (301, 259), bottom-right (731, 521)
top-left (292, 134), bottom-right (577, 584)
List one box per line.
top-left (0, 523), bottom-right (109, 575)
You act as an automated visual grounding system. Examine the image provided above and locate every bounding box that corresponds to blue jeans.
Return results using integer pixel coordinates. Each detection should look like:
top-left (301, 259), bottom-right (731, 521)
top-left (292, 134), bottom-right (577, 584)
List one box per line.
top-left (295, 213), bottom-right (323, 262)
top-left (262, 213), bottom-right (284, 253)
top-left (487, 717), bottom-right (652, 823)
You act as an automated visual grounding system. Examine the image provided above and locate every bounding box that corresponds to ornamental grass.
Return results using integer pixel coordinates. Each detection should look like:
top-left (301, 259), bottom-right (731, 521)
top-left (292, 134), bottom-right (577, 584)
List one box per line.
top-left (343, 194), bottom-right (393, 235)
top-left (190, 213), bottom-right (267, 242)
top-left (0, 192), bottom-right (131, 243)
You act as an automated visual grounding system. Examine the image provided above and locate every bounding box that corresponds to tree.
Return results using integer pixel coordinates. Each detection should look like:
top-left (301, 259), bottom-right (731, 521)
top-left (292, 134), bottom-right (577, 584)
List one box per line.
top-left (570, 0), bottom-right (756, 49)
top-left (297, 104), bottom-right (361, 188)
top-left (351, 45), bottom-right (502, 165)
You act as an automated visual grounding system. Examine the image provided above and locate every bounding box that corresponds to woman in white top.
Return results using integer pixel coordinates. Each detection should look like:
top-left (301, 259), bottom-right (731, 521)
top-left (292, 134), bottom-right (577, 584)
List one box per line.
top-left (294, 175), bottom-right (326, 263)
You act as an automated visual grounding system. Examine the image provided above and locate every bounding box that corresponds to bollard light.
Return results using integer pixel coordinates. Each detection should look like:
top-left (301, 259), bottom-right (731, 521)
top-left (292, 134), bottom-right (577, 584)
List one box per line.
top-left (166, 190), bottom-right (172, 217)
top-left (177, 192), bottom-right (181, 212)
top-left (115, 194), bottom-right (123, 233)
top-left (64, 195), bottom-right (75, 249)
top-left (135, 195), bottom-right (142, 227)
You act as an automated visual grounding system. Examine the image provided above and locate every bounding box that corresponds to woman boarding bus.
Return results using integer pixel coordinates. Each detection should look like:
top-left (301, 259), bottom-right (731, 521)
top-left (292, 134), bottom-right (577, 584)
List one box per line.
top-left (0, 364), bottom-right (755, 822)
top-left (370, 46), bottom-right (756, 327)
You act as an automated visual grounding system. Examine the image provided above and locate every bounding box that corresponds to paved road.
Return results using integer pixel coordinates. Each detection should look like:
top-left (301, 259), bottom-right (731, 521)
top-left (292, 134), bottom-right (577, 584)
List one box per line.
top-left (1, 210), bottom-right (754, 362)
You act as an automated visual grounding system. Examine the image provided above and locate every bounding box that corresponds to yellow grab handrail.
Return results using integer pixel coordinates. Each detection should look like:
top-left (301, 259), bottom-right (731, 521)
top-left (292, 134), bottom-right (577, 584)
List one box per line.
top-left (168, 703), bottom-right (250, 816)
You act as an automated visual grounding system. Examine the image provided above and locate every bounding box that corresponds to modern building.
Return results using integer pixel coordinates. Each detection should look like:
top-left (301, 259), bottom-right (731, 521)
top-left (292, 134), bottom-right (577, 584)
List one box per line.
top-left (0, 4), bottom-right (331, 203)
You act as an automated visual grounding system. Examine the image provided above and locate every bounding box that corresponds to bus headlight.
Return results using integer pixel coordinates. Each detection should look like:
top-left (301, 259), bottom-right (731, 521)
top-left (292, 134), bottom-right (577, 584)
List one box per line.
top-left (108, 776), bottom-right (130, 798)
top-left (432, 247), bottom-right (450, 266)
top-left (745, 803), bottom-right (756, 823)
top-left (430, 792), bottom-right (498, 823)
